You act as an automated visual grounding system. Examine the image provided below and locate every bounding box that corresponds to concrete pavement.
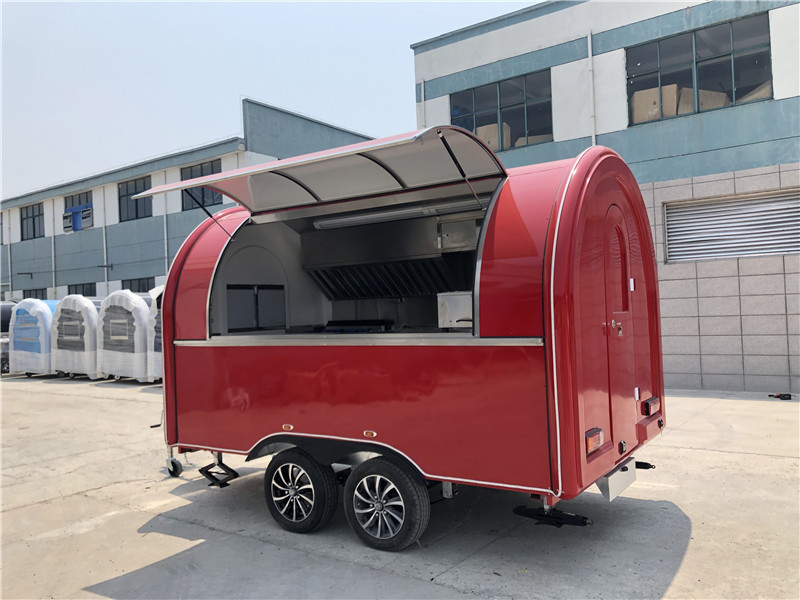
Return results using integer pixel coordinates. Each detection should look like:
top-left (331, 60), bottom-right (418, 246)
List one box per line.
top-left (2, 375), bottom-right (798, 599)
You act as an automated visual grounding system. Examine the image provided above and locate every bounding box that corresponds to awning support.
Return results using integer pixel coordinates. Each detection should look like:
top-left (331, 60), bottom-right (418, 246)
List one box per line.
top-left (185, 189), bottom-right (233, 239)
top-left (437, 128), bottom-right (483, 210)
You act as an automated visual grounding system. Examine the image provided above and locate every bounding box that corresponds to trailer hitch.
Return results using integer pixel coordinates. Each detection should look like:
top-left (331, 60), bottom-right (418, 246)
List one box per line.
top-left (513, 505), bottom-right (592, 528)
top-left (199, 452), bottom-right (240, 488)
top-left (635, 461), bottom-right (656, 470)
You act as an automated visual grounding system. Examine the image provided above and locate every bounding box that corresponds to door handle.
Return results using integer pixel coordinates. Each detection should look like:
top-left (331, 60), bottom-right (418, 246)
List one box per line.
top-left (611, 320), bottom-right (623, 336)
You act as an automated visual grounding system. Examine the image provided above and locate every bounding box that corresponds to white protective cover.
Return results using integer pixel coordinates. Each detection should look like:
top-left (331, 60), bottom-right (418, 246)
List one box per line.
top-left (98, 290), bottom-right (151, 382)
top-left (51, 295), bottom-right (104, 379)
top-left (147, 286), bottom-right (164, 381)
top-left (9, 298), bottom-right (55, 374)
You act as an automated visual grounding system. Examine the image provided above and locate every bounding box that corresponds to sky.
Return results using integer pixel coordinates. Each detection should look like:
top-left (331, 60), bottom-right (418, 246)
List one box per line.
top-left (1, 1), bottom-right (530, 199)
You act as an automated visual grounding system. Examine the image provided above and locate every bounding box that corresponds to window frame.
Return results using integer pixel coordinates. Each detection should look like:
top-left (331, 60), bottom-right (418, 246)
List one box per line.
top-left (23, 288), bottom-right (47, 300)
top-left (181, 159), bottom-right (223, 211)
top-left (626, 13), bottom-right (773, 126)
top-left (68, 282), bottom-right (97, 296)
top-left (20, 203), bottom-right (45, 241)
top-left (449, 69), bottom-right (553, 152)
top-left (122, 277), bottom-right (155, 293)
top-left (118, 176), bottom-right (152, 222)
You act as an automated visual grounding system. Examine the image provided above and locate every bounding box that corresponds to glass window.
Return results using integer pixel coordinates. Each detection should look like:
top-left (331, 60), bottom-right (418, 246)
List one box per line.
top-left (23, 288), bottom-right (47, 300)
top-left (626, 14), bottom-right (771, 125)
top-left (733, 13), bottom-right (769, 50)
top-left (450, 69), bottom-right (552, 152)
top-left (118, 176), bottom-right (152, 222)
top-left (181, 159), bottom-right (222, 210)
top-left (450, 90), bottom-right (473, 117)
top-left (21, 203), bottom-right (44, 240)
top-left (122, 277), bottom-right (155, 293)
top-left (68, 283), bottom-right (96, 296)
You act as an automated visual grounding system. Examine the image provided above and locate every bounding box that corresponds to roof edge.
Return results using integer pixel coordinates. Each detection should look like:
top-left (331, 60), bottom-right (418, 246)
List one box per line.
top-left (2, 136), bottom-right (245, 208)
top-left (410, 1), bottom-right (586, 54)
top-left (242, 98), bottom-right (373, 140)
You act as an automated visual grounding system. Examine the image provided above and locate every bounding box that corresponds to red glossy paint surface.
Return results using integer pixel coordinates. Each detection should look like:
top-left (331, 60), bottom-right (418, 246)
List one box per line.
top-left (541, 147), bottom-right (664, 495)
top-left (174, 344), bottom-right (551, 491)
top-left (162, 207), bottom-right (249, 445)
top-left (478, 160), bottom-right (572, 338)
top-left (162, 144), bottom-right (664, 500)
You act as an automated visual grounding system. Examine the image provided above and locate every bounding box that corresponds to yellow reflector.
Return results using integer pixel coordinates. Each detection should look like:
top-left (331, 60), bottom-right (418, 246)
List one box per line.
top-left (586, 427), bottom-right (604, 455)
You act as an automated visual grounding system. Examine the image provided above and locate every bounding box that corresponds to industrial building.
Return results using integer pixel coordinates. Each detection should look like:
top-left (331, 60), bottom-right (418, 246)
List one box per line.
top-left (412, 0), bottom-right (799, 392)
top-left (2, 0), bottom-right (798, 393)
top-left (0, 99), bottom-right (370, 299)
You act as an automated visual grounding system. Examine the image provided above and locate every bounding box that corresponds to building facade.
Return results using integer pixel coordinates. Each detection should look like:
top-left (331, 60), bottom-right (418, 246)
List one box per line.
top-left (413, 0), bottom-right (800, 392)
top-left (1, 100), bottom-right (370, 300)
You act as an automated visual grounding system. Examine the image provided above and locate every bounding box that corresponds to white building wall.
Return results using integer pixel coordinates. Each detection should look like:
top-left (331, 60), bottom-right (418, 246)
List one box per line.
top-left (53, 197), bottom-right (65, 236)
top-left (592, 49), bottom-right (629, 136)
top-left (92, 185), bottom-right (107, 228)
top-left (103, 184), bottom-right (119, 226)
top-left (42, 198), bottom-right (55, 238)
top-left (551, 59), bottom-right (592, 142)
top-left (164, 167), bottom-right (182, 214)
top-left (8, 208), bottom-right (21, 243)
top-left (419, 96), bottom-right (451, 129)
top-left (414, 0), bottom-right (706, 83)
top-left (770, 4), bottom-right (800, 100)
top-left (151, 171), bottom-right (167, 217)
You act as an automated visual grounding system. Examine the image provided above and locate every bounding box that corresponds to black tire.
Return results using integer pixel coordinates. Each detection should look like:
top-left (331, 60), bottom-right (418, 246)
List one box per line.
top-left (264, 449), bottom-right (338, 534)
top-left (343, 457), bottom-right (430, 551)
top-left (167, 458), bottom-right (183, 477)
top-left (25, 372), bottom-right (32, 378)
top-left (1, 359), bottom-right (9, 374)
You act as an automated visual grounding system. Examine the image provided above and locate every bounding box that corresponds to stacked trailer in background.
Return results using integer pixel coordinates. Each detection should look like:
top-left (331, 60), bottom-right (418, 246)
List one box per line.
top-left (9, 299), bottom-right (58, 376)
top-left (147, 286), bottom-right (164, 382)
top-left (51, 295), bottom-right (104, 379)
top-left (98, 290), bottom-right (153, 382)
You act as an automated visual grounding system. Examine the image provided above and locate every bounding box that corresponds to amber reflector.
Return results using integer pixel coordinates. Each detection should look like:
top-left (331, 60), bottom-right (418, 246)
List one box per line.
top-left (585, 428), bottom-right (604, 455)
top-left (642, 398), bottom-right (661, 417)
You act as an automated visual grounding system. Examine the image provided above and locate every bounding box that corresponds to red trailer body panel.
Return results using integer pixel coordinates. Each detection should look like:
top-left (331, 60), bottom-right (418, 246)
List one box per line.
top-left (151, 127), bottom-right (664, 508)
top-left (173, 343), bottom-right (551, 491)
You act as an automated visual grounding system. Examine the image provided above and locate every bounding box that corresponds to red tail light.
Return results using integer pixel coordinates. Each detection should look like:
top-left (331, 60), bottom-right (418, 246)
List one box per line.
top-left (642, 397), bottom-right (660, 417)
top-left (585, 428), bottom-right (604, 455)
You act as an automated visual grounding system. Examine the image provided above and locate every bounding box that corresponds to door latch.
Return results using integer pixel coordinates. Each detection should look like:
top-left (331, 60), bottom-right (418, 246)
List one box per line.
top-left (611, 320), bottom-right (623, 336)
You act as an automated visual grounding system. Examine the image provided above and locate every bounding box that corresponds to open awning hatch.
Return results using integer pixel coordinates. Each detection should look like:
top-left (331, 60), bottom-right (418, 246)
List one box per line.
top-left (135, 126), bottom-right (506, 220)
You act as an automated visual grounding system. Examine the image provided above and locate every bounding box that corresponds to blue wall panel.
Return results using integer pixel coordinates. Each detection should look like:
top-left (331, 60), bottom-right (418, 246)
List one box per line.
top-left (106, 217), bottom-right (167, 282)
top-left (10, 238), bottom-right (52, 291)
top-left (1, 244), bottom-right (8, 287)
top-left (495, 97), bottom-right (799, 183)
top-left (54, 228), bottom-right (105, 287)
top-left (593, 0), bottom-right (798, 56)
top-left (243, 100), bottom-right (371, 161)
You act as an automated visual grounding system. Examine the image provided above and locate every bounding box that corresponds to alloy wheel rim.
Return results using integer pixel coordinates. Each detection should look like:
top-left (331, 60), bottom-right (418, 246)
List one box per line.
top-left (353, 474), bottom-right (405, 539)
top-left (271, 463), bottom-right (315, 522)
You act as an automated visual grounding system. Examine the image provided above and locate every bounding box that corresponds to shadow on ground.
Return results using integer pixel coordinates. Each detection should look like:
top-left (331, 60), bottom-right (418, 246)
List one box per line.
top-left (86, 464), bottom-right (691, 599)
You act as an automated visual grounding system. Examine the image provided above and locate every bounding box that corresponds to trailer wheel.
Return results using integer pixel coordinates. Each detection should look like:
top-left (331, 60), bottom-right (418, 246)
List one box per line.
top-left (343, 457), bottom-right (430, 552)
top-left (167, 458), bottom-right (183, 477)
top-left (1, 358), bottom-right (9, 374)
top-left (264, 449), bottom-right (338, 534)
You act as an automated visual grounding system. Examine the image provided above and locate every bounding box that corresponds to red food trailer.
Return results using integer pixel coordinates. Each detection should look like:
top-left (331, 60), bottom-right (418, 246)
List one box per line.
top-left (140, 126), bottom-right (664, 551)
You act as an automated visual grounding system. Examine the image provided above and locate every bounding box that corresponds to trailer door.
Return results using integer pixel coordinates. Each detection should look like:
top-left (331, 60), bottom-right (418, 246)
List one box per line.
top-left (604, 205), bottom-right (637, 458)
